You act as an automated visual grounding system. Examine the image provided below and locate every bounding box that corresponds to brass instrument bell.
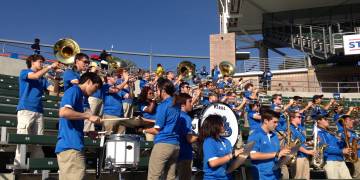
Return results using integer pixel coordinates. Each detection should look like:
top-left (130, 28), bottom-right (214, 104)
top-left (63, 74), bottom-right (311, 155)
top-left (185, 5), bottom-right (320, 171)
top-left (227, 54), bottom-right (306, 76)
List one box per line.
top-left (53, 38), bottom-right (80, 64)
top-left (177, 61), bottom-right (195, 80)
top-left (219, 61), bottom-right (235, 77)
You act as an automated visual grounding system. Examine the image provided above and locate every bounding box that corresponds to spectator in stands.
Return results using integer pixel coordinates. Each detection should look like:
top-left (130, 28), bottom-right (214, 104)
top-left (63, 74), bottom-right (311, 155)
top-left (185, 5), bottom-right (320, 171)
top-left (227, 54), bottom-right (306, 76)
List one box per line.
top-left (200, 65), bottom-right (208, 78)
top-left (99, 50), bottom-right (110, 70)
top-left (262, 68), bottom-right (273, 90)
top-left (211, 64), bottom-right (220, 82)
top-left (14, 54), bottom-right (58, 168)
top-left (31, 38), bottom-right (40, 55)
top-left (156, 64), bottom-right (165, 77)
top-left (55, 72), bottom-right (102, 180)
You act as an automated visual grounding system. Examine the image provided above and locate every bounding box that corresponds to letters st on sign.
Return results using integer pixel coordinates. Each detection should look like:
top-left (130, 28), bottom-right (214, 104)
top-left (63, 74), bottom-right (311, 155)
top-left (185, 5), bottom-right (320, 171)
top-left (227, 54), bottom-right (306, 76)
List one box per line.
top-left (343, 34), bottom-right (360, 55)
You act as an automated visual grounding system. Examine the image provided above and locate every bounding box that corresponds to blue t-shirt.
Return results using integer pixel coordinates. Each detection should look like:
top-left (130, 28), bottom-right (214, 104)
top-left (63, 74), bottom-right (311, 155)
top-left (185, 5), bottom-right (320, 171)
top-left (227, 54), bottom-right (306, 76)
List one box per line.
top-left (139, 102), bottom-right (157, 120)
top-left (91, 84), bottom-right (111, 99)
top-left (154, 97), bottom-right (181, 145)
top-left (247, 109), bottom-right (261, 132)
top-left (203, 137), bottom-right (232, 180)
top-left (121, 88), bottom-right (133, 104)
top-left (55, 85), bottom-right (85, 153)
top-left (271, 104), bottom-right (286, 132)
top-left (63, 69), bottom-right (80, 91)
top-left (103, 89), bottom-right (124, 117)
top-left (178, 111), bottom-right (193, 161)
top-left (139, 79), bottom-right (148, 89)
top-left (248, 128), bottom-right (281, 180)
top-left (17, 69), bottom-right (50, 113)
top-left (311, 105), bottom-right (328, 119)
top-left (289, 124), bottom-right (308, 158)
top-left (318, 128), bottom-right (345, 161)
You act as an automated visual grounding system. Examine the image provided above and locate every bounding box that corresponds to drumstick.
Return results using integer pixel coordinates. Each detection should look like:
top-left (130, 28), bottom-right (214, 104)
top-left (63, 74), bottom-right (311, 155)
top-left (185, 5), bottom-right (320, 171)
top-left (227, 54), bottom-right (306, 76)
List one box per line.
top-left (101, 117), bottom-right (130, 121)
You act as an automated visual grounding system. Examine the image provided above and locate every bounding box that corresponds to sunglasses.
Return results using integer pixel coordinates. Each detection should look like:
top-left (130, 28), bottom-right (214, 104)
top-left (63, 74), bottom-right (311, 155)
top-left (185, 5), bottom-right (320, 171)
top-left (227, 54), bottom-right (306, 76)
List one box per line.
top-left (184, 86), bottom-right (190, 89)
top-left (295, 116), bottom-right (302, 118)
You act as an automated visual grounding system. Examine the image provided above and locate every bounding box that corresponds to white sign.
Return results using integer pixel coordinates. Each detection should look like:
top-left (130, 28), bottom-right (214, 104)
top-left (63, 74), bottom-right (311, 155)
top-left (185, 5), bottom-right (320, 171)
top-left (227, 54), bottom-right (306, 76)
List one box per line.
top-left (343, 34), bottom-right (360, 55)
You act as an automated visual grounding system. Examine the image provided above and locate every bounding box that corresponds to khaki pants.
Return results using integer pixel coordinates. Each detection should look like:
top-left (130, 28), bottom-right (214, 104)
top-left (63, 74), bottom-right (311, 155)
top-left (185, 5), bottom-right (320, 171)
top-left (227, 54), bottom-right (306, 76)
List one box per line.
top-left (148, 143), bottom-right (180, 180)
top-left (293, 157), bottom-right (310, 180)
top-left (123, 102), bottom-right (133, 118)
top-left (177, 159), bottom-right (192, 180)
top-left (324, 161), bottom-right (352, 179)
top-left (14, 110), bottom-right (44, 166)
top-left (102, 114), bottom-right (126, 134)
top-left (243, 111), bottom-right (249, 128)
top-left (353, 160), bottom-right (360, 178)
top-left (281, 164), bottom-right (289, 179)
top-left (57, 149), bottom-right (85, 180)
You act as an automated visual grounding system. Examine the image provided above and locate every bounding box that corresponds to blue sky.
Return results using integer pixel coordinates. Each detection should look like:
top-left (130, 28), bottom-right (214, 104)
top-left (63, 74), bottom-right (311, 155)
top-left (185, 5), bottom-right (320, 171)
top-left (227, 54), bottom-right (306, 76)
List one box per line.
top-left (0, 0), bottom-right (303, 72)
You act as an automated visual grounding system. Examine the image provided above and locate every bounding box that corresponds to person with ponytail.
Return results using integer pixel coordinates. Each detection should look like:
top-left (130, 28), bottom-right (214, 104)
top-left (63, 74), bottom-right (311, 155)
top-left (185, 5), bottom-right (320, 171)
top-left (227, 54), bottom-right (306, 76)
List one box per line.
top-left (143, 78), bottom-right (181, 180)
top-left (199, 115), bottom-right (243, 180)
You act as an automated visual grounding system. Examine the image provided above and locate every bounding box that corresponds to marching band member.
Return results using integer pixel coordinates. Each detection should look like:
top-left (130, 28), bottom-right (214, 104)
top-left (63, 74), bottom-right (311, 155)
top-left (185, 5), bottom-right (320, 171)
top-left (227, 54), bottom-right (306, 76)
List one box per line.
top-left (289, 112), bottom-right (314, 180)
top-left (310, 95), bottom-right (335, 119)
top-left (179, 82), bottom-right (191, 94)
top-left (102, 73), bottom-right (128, 134)
top-left (144, 78), bottom-right (181, 180)
top-left (14, 54), bottom-right (58, 167)
top-left (138, 86), bottom-right (157, 141)
top-left (140, 72), bottom-right (151, 89)
top-left (271, 94), bottom-right (292, 132)
top-left (246, 101), bottom-right (262, 134)
top-left (248, 108), bottom-right (290, 180)
top-left (288, 96), bottom-right (313, 127)
top-left (334, 106), bottom-right (355, 132)
top-left (316, 115), bottom-right (352, 179)
top-left (55, 72), bottom-right (103, 180)
top-left (62, 53), bottom-right (89, 91)
top-left (118, 69), bottom-right (134, 118)
top-left (176, 93), bottom-right (198, 180)
top-left (338, 115), bottom-right (360, 178)
top-left (138, 86), bottom-right (157, 120)
top-left (199, 114), bottom-right (243, 180)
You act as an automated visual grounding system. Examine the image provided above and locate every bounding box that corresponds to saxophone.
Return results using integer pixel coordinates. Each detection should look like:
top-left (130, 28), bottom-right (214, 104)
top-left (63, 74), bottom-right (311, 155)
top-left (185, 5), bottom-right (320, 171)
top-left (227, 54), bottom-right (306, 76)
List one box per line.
top-left (273, 113), bottom-right (301, 170)
top-left (312, 122), bottom-right (327, 169)
top-left (340, 118), bottom-right (359, 163)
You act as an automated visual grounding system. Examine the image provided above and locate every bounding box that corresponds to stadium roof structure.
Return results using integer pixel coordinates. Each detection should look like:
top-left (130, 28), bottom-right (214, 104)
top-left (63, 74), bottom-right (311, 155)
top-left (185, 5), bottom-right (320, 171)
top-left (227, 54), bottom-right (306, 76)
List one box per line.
top-left (217, 0), bottom-right (359, 34)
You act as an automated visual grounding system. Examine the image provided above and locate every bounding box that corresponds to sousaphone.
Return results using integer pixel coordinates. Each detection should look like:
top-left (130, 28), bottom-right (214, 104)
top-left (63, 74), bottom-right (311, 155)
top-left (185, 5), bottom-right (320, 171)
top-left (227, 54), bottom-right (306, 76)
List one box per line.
top-left (53, 38), bottom-right (80, 64)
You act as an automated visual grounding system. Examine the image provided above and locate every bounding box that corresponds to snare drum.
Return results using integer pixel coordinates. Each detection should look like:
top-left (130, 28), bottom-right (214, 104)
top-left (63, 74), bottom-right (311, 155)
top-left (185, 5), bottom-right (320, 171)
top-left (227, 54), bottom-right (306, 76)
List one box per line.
top-left (105, 134), bottom-right (141, 169)
top-left (192, 103), bottom-right (239, 146)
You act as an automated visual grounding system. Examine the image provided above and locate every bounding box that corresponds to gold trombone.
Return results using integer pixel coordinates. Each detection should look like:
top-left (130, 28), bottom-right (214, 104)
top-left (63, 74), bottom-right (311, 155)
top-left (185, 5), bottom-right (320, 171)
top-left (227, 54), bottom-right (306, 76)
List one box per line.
top-left (177, 61), bottom-right (196, 80)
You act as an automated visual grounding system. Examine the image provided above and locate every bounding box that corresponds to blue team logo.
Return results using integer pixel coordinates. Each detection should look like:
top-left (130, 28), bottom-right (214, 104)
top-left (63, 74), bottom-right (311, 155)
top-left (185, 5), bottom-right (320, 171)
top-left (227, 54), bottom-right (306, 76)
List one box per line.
top-left (221, 115), bottom-right (232, 137)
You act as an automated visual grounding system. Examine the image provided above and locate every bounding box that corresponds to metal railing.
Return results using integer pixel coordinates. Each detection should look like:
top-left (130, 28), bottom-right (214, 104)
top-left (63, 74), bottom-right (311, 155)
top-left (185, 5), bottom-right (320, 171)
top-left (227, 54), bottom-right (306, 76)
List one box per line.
top-left (236, 56), bottom-right (307, 73)
top-left (244, 79), bottom-right (360, 93)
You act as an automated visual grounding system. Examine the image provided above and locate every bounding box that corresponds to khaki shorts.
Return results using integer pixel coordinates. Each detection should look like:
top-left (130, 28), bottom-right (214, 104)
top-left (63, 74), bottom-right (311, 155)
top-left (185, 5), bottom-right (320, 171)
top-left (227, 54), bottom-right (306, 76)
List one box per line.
top-left (57, 149), bottom-right (85, 180)
top-left (14, 110), bottom-right (44, 166)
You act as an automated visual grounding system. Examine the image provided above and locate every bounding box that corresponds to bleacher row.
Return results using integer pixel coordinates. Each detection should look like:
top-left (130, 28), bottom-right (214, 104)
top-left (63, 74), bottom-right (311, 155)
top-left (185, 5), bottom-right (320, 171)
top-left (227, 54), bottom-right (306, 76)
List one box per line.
top-left (0, 73), bottom-right (359, 175)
